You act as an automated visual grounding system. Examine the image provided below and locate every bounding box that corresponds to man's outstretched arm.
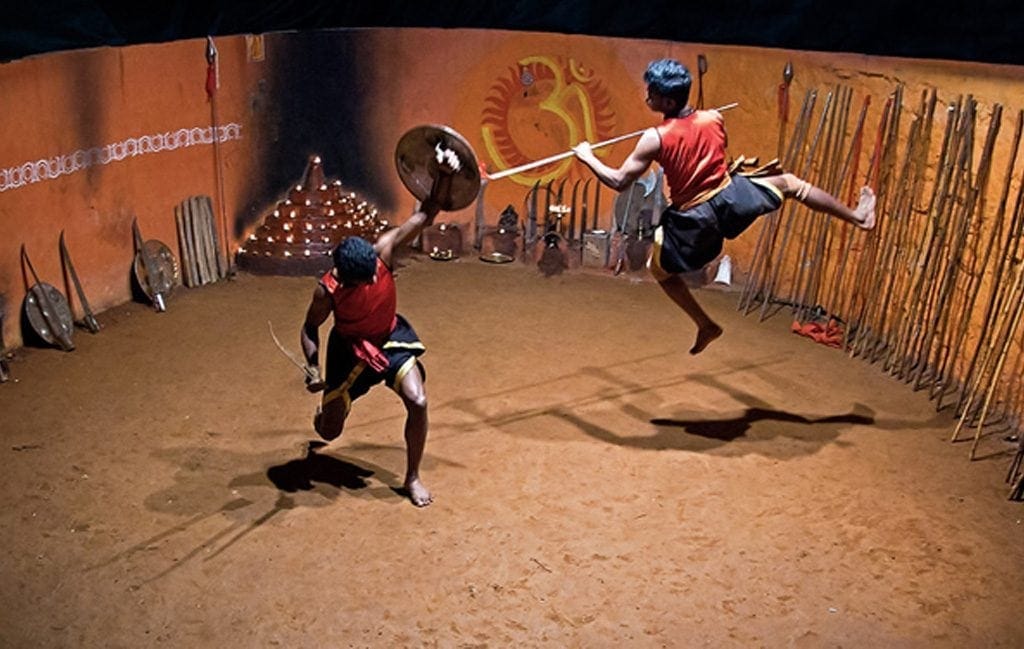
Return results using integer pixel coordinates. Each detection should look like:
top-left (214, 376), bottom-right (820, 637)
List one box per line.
top-left (573, 128), bottom-right (661, 191)
top-left (375, 164), bottom-right (454, 265)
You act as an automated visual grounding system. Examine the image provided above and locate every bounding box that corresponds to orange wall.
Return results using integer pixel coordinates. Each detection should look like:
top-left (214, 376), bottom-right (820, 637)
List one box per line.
top-left (2, 27), bottom-right (1023, 349)
top-left (0, 36), bottom-right (263, 348)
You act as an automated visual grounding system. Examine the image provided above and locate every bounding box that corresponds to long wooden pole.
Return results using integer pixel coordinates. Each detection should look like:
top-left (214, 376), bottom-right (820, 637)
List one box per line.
top-left (934, 104), bottom-right (1003, 408)
top-left (966, 261), bottom-right (1024, 459)
top-left (894, 102), bottom-right (959, 380)
top-left (206, 37), bottom-right (233, 279)
top-left (487, 103), bottom-right (739, 182)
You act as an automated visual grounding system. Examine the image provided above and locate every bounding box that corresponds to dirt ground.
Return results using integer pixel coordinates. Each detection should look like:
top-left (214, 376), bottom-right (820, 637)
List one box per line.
top-left (1, 254), bottom-right (1022, 648)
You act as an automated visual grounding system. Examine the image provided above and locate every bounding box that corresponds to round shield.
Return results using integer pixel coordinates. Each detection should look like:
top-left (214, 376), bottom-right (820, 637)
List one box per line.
top-left (24, 282), bottom-right (75, 349)
top-left (395, 125), bottom-right (481, 211)
top-left (133, 240), bottom-right (180, 300)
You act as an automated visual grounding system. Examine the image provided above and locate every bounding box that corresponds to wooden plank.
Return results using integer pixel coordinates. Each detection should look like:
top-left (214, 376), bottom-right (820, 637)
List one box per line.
top-left (175, 202), bottom-right (195, 287)
top-left (191, 195), bottom-right (212, 285)
top-left (201, 197), bottom-right (218, 282)
top-left (204, 196), bottom-right (226, 279)
top-left (186, 196), bottom-right (208, 285)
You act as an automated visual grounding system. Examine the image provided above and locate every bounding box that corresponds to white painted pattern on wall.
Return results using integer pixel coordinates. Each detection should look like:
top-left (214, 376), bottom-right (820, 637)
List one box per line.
top-left (0, 123), bottom-right (243, 193)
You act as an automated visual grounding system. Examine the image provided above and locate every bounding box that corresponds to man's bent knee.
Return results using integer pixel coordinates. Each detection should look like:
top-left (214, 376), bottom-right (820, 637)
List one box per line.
top-left (775, 173), bottom-right (811, 200)
top-left (404, 392), bottom-right (427, 413)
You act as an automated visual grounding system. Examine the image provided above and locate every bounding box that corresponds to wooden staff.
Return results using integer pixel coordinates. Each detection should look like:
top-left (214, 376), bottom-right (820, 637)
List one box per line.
top-left (1001, 313), bottom-right (1024, 419)
top-left (875, 96), bottom-right (933, 366)
top-left (955, 181), bottom-right (1024, 428)
top-left (804, 86), bottom-right (854, 324)
top-left (777, 61), bottom-right (794, 159)
top-left (1009, 444), bottom-right (1024, 500)
top-left (742, 63), bottom-right (795, 313)
top-left (884, 90), bottom-right (939, 373)
top-left (848, 90), bottom-right (902, 356)
top-left (842, 92), bottom-right (895, 351)
top-left (741, 90), bottom-right (815, 315)
top-left (760, 90), bottom-right (826, 322)
top-left (915, 99), bottom-right (977, 390)
top-left (822, 94), bottom-right (871, 326)
top-left (869, 86), bottom-right (908, 350)
top-left (857, 93), bottom-right (923, 363)
top-left (963, 259), bottom-right (1024, 458)
top-left (902, 98), bottom-right (966, 382)
top-left (796, 86), bottom-right (848, 319)
top-left (888, 103), bottom-right (950, 368)
top-left (1002, 344), bottom-right (1024, 425)
top-left (489, 102), bottom-right (740, 183)
top-left (893, 102), bottom-right (958, 379)
top-left (956, 109), bottom-right (1024, 414)
top-left (791, 87), bottom-right (842, 323)
top-left (930, 99), bottom-right (983, 385)
top-left (206, 37), bottom-right (234, 279)
top-left (934, 104), bottom-right (1004, 409)
top-left (806, 86), bottom-right (856, 324)
top-left (883, 90), bottom-right (936, 363)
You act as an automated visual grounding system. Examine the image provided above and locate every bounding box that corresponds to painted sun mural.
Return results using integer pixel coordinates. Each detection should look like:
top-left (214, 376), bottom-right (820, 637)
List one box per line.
top-left (481, 56), bottom-right (618, 187)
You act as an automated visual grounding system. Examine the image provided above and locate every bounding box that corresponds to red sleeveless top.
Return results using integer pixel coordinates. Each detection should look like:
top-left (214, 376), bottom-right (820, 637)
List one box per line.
top-left (319, 258), bottom-right (397, 346)
top-left (656, 110), bottom-right (731, 210)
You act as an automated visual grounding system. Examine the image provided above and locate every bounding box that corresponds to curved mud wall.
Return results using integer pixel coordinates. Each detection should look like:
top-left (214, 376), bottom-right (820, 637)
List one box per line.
top-left (1, 27), bottom-right (1022, 350)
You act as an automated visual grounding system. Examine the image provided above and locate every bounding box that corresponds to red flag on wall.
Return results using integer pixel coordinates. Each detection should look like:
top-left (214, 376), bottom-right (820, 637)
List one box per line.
top-left (205, 37), bottom-right (218, 101)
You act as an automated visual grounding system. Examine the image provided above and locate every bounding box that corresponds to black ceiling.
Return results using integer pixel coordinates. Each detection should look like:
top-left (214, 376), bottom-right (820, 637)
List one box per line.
top-left (3, 1), bottom-right (1021, 66)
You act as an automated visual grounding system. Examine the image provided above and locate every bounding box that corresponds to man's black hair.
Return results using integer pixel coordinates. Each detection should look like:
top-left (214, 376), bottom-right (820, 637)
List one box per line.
top-left (644, 59), bottom-right (692, 106)
top-left (333, 236), bottom-right (377, 283)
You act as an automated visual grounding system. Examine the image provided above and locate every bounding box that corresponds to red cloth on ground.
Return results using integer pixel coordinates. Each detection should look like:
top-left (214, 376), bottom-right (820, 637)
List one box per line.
top-left (791, 319), bottom-right (844, 348)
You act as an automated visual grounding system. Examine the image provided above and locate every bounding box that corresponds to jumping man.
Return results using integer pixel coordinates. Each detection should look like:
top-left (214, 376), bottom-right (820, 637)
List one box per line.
top-left (573, 58), bottom-right (876, 354)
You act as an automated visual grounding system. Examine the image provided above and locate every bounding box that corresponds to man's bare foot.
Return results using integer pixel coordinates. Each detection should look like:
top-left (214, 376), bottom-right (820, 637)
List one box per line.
top-left (404, 477), bottom-right (433, 507)
top-left (853, 186), bottom-right (877, 230)
top-left (690, 323), bottom-right (723, 355)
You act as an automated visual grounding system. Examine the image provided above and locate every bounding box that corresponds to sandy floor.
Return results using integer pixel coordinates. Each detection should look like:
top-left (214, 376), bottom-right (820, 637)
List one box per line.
top-left (1, 255), bottom-right (1022, 648)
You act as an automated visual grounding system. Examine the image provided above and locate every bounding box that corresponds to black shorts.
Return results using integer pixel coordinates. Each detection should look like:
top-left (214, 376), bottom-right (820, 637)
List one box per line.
top-left (322, 314), bottom-right (426, 416)
top-left (650, 174), bottom-right (783, 278)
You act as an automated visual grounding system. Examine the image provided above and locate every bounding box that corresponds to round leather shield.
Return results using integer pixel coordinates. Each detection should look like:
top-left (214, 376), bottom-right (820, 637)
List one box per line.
top-left (395, 125), bottom-right (481, 211)
top-left (24, 282), bottom-right (75, 349)
top-left (133, 240), bottom-right (180, 300)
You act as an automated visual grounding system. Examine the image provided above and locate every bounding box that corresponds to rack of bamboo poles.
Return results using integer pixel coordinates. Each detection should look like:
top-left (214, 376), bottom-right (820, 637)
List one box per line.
top-left (738, 83), bottom-right (1024, 499)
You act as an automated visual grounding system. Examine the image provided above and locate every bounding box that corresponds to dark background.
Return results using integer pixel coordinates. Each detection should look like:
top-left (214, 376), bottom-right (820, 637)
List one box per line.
top-left (3, 1), bottom-right (1021, 66)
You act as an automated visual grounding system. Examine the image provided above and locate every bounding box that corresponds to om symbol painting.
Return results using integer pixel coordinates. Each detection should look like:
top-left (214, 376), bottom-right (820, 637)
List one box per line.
top-left (480, 56), bottom-right (621, 187)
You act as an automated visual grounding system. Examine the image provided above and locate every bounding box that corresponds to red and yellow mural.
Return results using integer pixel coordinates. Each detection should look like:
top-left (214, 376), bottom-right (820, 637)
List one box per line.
top-left (480, 55), bottom-right (618, 187)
